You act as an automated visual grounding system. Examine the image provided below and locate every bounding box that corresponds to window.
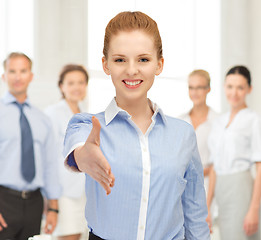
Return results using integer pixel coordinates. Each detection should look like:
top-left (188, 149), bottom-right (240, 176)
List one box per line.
top-left (87, 0), bottom-right (221, 116)
top-left (0, 0), bottom-right (34, 94)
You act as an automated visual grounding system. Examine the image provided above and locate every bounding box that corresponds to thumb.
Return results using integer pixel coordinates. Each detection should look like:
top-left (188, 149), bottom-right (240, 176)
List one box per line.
top-left (86, 116), bottom-right (101, 146)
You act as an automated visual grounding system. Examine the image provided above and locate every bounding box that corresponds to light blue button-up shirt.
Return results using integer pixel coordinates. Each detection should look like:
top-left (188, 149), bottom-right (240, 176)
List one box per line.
top-left (0, 92), bottom-right (61, 199)
top-left (63, 98), bottom-right (210, 240)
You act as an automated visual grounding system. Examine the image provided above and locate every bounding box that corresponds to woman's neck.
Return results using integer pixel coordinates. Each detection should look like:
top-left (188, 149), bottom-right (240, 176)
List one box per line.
top-left (189, 103), bottom-right (209, 129)
top-left (190, 103), bottom-right (209, 117)
top-left (65, 99), bottom-right (80, 114)
top-left (226, 103), bottom-right (247, 128)
top-left (116, 97), bottom-right (154, 134)
top-left (230, 103), bottom-right (247, 116)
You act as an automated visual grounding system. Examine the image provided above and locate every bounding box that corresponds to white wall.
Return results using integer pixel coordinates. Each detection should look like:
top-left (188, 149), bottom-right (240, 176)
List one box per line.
top-left (31, 0), bottom-right (88, 110)
top-left (220, 0), bottom-right (261, 114)
top-left (248, 0), bottom-right (261, 115)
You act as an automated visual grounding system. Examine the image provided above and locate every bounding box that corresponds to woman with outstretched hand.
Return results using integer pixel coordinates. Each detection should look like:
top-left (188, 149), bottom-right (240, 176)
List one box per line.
top-left (63, 11), bottom-right (210, 240)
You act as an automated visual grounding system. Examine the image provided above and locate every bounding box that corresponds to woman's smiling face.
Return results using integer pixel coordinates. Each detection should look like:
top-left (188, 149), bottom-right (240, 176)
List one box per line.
top-left (225, 73), bottom-right (252, 109)
top-left (102, 30), bottom-right (163, 105)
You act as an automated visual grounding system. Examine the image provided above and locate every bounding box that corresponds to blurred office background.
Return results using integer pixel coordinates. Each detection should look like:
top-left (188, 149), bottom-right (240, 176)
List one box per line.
top-left (1, 1), bottom-right (261, 239)
top-left (1, 0), bottom-right (260, 117)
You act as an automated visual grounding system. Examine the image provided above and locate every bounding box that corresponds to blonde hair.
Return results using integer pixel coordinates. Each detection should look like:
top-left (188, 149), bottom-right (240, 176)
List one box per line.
top-left (189, 69), bottom-right (210, 86)
top-left (3, 52), bottom-right (32, 70)
top-left (103, 11), bottom-right (163, 60)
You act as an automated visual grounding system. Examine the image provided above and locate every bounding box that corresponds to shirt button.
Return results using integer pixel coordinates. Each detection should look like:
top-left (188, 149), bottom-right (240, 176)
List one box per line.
top-left (143, 197), bottom-right (147, 202)
top-left (144, 170), bottom-right (149, 175)
top-left (140, 225), bottom-right (145, 230)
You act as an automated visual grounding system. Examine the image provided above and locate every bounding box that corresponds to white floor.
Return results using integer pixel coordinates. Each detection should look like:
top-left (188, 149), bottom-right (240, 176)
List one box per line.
top-left (211, 224), bottom-right (221, 240)
top-left (36, 219), bottom-right (89, 240)
top-left (51, 231), bottom-right (89, 240)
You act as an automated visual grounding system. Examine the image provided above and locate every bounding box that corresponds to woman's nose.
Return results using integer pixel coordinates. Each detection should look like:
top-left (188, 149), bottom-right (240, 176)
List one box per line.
top-left (126, 61), bottom-right (139, 76)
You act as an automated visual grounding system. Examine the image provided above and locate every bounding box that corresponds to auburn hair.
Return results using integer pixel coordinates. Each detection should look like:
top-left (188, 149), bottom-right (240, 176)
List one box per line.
top-left (103, 11), bottom-right (163, 60)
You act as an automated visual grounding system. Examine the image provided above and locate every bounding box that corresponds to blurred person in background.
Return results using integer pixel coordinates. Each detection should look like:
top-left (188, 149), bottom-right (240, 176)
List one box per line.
top-left (0, 52), bottom-right (61, 240)
top-left (207, 66), bottom-right (261, 240)
top-left (179, 69), bottom-right (219, 234)
top-left (180, 69), bottom-right (218, 187)
top-left (45, 64), bottom-right (89, 240)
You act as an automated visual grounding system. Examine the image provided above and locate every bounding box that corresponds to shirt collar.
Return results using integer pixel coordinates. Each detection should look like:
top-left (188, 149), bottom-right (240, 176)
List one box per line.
top-left (105, 98), bottom-right (167, 125)
top-left (2, 91), bottom-right (31, 107)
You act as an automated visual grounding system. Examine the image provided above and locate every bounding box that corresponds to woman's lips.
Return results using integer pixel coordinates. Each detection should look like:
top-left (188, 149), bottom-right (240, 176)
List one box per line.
top-left (122, 80), bottom-right (143, 89)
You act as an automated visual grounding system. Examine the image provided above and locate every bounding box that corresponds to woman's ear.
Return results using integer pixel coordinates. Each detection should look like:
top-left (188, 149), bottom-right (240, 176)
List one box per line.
top-left (102, 57), bottom-right (110, 75)
top-left (248, 85), bottom-right (252, 94)
top-left (59, 83), bottom-right (64, 95)
top-left (155, 58), bottom-right (164, 76)
top-left (2, 73), bottom-right (6, 82)
top-left (207, 87), bottom-right (211, 94)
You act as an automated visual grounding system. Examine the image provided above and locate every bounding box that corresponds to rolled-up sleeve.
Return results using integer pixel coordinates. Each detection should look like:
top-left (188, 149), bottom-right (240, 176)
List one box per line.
top-left (63, 113), bottom-right (93, 167)
top-left (251, 115), bottom-right (261, 162)
top-left (182, 132), bottom-right (210, 240)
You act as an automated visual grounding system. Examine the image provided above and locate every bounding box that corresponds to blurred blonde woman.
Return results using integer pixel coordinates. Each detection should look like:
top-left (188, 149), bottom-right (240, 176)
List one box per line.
top-left (45, 64), bottom-right (89, 240)
top-left (180, 69), bottom-right (218, 187)
top-left (180, 70), bottom-right (219, 235)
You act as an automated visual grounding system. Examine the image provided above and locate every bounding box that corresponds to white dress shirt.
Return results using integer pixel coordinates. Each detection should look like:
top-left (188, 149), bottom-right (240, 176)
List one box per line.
top-left (208, 108), bottom-right (261, 175)
top-left (179, 107), bottom-right (218, 168)
top-left (45, 100), bottom-right (85, 198)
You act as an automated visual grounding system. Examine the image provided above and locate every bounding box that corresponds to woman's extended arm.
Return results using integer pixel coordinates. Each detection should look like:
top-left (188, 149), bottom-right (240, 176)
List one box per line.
top-left (73, 116), bottom-right (115, 195)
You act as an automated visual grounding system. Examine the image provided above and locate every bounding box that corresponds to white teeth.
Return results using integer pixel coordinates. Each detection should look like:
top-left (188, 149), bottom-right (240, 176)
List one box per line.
top-left (124, 80), bottom-right (141, 86)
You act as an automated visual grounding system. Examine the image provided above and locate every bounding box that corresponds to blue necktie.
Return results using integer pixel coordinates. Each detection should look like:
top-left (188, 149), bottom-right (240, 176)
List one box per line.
top-left (16, 102), bottom-right (35, 182)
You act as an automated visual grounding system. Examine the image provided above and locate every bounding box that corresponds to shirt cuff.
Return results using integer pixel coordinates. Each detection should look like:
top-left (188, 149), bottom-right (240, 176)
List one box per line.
top-left (67, 151), bottom-right (79, 171)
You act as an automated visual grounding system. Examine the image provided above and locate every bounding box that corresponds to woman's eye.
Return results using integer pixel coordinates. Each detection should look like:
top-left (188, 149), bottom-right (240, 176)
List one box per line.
top-left (139, 58), bottom-right (149, 62)
top-left (79, 81), bottom-right (86, 85)
top-left (115, 59), bottom-right (124, 62)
